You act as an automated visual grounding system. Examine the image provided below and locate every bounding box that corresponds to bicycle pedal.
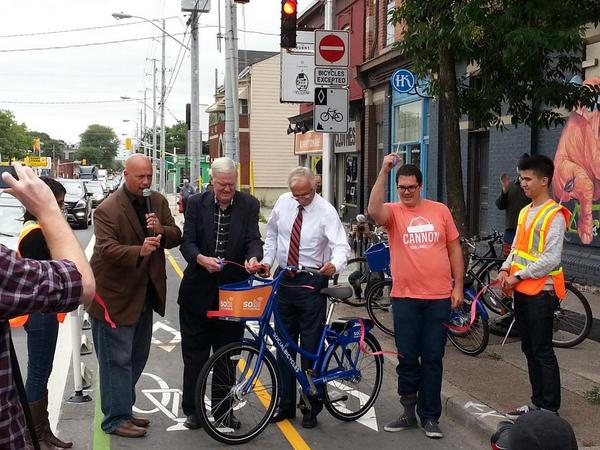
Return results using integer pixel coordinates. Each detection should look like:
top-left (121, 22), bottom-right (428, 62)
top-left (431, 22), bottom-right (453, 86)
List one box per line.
top-left (327, 394), bottom-right (349, 404)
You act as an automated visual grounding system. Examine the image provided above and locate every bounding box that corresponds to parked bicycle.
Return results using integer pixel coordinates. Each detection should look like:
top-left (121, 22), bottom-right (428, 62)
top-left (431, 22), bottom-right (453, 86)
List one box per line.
top-left (333, 216), bottom-right (389, 306)
top-left (195, 266), bottom-right (384, 445)
top-left (448, 233), bottom-right (593, 355)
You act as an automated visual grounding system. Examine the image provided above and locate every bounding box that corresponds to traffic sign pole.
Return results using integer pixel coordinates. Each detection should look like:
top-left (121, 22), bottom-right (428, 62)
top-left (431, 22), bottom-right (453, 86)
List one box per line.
top-left (322, 0), bottom-right (334, 205)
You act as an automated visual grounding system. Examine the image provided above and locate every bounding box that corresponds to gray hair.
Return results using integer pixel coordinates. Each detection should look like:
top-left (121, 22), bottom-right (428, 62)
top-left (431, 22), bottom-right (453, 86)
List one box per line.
top-left (211, 157), bottom-right (237, 175)
top-left (288, 166), bottom-right (315, 189)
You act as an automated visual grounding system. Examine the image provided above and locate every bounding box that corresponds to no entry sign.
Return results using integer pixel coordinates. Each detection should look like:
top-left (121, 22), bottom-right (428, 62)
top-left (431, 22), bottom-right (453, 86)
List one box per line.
top-left (314, 30), bottom-right (349, 67)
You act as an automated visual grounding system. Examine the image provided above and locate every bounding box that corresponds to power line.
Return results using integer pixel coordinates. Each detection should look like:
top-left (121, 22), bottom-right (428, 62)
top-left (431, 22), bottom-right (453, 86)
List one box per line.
top-left (0, 99), bottom-right (137, 105)
top-left (0, 17), bottom-right (180, 39)
top-left (0, 32), bottom-right (187, 53)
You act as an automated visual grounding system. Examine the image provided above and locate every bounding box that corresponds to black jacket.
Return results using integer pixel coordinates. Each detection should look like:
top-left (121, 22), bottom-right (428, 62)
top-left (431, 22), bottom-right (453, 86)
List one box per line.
top-left (177, 191), bottom-right (263, 317)
top-left (495, 181), bottom-right (530, 230)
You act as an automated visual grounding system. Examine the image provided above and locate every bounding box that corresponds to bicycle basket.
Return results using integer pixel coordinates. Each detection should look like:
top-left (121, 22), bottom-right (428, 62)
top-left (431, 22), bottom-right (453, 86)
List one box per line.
top-left (207, 277), bottom-right (274, 319)
top-left (364, 242), bottom-right (390, 272)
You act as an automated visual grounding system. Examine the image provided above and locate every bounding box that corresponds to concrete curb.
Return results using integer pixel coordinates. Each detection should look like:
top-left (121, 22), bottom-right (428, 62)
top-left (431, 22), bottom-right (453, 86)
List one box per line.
top-left (441, 381), bottom-right (502, 445)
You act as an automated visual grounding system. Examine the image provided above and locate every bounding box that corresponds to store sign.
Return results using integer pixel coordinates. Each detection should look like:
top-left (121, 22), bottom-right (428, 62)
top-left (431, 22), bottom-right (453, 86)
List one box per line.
top-left (334, 125), bottom-right (356, 153)
top-left (26, 156), bottom-right (51, 168)
top-left (391, 68), bottom-right (416, 94)
top-left (314, 67), bottom-right (348, 87)
top-left (294, 131), bottom-right (323, 155)
top-left (281, 31), bottom-right (315, 103)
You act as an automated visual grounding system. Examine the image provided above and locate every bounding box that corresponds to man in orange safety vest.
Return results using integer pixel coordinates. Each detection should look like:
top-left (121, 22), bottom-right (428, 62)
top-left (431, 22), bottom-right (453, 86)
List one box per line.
top-left (497, 154), bottom-right (570, 418)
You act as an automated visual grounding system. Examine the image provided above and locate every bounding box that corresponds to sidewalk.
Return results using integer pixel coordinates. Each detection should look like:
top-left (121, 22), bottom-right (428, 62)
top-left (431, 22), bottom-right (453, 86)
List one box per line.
top-left (168, 195), bottom-right (600, 448)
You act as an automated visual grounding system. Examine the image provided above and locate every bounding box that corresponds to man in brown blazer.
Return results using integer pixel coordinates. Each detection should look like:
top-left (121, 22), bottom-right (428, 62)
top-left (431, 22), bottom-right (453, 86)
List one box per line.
top-left (88, 154), bottom-right (181, 438)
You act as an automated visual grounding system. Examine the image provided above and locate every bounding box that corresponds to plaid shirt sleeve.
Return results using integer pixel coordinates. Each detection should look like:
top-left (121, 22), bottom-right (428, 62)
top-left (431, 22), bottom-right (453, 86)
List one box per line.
top-left (0, 244), bottom-right (83, 449)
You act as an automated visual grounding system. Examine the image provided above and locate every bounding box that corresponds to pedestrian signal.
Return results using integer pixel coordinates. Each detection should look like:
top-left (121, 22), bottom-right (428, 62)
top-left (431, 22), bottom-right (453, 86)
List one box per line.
top-left (280, 0), bottom-right (297, 48)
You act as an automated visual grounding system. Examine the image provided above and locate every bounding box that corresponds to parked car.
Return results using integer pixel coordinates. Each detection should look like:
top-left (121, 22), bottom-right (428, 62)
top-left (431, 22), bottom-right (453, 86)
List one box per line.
top-left (84, 180), bottom-right (107, 208)
top-left (0, 192), bottom-right (25, 250)
top-left (58, 178), bottom-right (93, 229)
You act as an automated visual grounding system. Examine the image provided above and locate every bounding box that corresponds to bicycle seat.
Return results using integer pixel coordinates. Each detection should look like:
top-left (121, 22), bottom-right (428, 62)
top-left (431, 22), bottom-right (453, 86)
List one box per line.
top-left (321, 286), bottom-right (353, 301)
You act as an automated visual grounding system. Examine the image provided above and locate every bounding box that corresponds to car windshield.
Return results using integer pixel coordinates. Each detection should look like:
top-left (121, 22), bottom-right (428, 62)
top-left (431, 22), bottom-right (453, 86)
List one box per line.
top-left (0, 204), bottom-right (25, 236)
top-left (61, 181), bottom-right (83, 196)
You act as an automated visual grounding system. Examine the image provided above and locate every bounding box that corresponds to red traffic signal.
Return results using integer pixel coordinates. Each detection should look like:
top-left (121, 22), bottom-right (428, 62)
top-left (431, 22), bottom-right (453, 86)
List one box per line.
top-left (280, 0), bottom-right (297, 48)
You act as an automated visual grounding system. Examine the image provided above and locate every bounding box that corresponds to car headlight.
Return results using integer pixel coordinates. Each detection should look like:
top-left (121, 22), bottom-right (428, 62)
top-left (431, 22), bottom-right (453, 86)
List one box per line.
top-left (75, 200), bottom-right (86, 208)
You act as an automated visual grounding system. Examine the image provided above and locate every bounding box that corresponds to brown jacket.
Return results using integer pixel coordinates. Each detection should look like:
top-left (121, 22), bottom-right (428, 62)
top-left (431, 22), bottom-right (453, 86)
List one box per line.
top-left (87, 187), bottom-right (182, 325)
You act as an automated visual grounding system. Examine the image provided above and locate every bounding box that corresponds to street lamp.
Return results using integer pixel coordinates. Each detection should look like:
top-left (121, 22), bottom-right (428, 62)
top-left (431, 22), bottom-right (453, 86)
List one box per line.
top-left (113, 12), bottom-right (191, 193)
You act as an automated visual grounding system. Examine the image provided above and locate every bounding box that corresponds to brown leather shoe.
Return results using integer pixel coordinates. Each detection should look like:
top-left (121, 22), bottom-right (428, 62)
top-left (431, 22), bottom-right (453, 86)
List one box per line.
top-left (129, 416), bottom-right (150, 428)
top-left (110, 421), bottom-right (146, 438)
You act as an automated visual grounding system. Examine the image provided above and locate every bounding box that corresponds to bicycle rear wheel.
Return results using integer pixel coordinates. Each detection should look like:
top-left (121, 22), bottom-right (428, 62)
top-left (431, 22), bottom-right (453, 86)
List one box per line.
top-left (333, 257), bottom-right (369, 307)
top-left (447, 297), bottom-right (489, 356)
top-left (366, 279), bottom-right (394, 336)
top-left (195, 342), bottom-right (279, 445)
top-left (552, 283), bottom-right (592, 348)
top-left (322, 333), bottom-right (383, 421)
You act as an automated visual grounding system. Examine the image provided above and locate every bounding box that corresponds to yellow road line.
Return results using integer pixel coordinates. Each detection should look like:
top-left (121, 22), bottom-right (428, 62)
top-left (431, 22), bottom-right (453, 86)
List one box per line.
top-left (166, 251), bottom-right (311, 450)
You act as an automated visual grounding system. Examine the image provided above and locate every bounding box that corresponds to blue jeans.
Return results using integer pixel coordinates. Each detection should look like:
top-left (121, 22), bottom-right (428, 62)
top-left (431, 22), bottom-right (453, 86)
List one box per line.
top-left (24, 313), bottom-right (59, 402)
top-left (91, 304), bottom-right (153, 433)
top-left (392, 298), bottom-right (451, 424)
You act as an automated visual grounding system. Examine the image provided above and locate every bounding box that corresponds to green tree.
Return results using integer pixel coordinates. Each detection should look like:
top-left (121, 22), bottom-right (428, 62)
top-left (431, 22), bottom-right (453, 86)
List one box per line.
top-left (0, 110), bottom-right (32, 161)
top-left (390, 0), bottom-right (600, 234)
top-left (79, 124), bottom-right (119, 168)
top-left (75, 146), bottom-right (105, 166)
top-left (165, 122), bottom-right (187, 154)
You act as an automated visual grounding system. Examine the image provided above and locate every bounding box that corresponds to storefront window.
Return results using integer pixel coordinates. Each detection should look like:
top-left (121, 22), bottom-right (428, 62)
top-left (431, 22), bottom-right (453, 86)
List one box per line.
top-left (344, 155), bottom-right (358, 205)
top-left (394, 101), bottom-right (421, 143)
top-left (386, 0), bottom-right (396, 47)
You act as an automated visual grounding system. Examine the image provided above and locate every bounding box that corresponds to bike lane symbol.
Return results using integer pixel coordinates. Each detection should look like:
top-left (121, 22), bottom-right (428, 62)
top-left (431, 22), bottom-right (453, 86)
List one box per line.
top-left (132, 372), bottom-right (188, 431)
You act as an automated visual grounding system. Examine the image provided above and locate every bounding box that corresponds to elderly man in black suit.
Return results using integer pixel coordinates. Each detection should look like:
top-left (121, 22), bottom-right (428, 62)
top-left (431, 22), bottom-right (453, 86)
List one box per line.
top-left (178, 157), bottom-right (263, 429)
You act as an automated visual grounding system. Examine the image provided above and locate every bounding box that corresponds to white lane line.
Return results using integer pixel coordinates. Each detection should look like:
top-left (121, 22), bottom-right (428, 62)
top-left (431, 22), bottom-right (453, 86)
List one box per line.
top-left (48, 235), bottom-right (95, 431)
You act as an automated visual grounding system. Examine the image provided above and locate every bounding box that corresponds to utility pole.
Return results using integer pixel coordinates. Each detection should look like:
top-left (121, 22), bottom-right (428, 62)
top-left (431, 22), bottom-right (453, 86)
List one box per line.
top-left (142, 89), bottom-right (147, 156)
top-left (189, 10), bottom-right (201, 190)
top-left (322, 0), bottom-right (335, 204)
top-left (224, 0), bottom-right (240, 163)
top-left (160, 19), bottom-right (167, 193)
top-left (152, 59), bottom-right (158, 191)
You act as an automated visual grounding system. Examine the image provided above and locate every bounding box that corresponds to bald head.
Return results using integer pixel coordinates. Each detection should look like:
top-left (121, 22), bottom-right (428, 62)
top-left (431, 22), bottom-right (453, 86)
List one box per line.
top-left (124, 154), bottom-right (152, 195)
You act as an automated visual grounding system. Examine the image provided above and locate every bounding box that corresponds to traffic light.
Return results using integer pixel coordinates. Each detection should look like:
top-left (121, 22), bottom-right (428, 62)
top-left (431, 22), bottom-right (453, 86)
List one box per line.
top-left (280, 0), bottom-right (297, 48)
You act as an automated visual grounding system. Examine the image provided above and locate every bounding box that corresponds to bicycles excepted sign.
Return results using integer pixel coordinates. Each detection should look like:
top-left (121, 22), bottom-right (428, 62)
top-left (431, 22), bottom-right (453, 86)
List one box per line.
top-left (314, 87), bottom-right (349, 133)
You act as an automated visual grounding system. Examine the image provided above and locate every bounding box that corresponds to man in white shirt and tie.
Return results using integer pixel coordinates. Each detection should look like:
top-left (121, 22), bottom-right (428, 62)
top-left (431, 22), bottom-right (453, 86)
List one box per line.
top-left (261, 167), bottom-right (350, 429)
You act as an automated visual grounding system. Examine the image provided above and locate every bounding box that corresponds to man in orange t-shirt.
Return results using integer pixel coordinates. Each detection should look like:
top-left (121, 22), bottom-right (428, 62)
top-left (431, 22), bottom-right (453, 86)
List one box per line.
top-left (368, 157), bottom-right (464, 440)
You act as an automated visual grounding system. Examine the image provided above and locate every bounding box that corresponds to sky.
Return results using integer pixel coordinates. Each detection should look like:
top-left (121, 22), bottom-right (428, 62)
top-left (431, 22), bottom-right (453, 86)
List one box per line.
top-left (0, 0), bottom-right (304, 146)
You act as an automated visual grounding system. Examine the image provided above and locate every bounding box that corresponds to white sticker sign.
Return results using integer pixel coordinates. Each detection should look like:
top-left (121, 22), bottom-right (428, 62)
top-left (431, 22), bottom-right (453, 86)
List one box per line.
top-left (314, 67), bottom-right (349, 86)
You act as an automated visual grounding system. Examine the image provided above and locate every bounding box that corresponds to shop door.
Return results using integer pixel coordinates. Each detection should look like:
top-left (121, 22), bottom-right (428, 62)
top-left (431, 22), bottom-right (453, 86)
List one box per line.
top-left (467, 131), bottom-right (490, 235)
top-left (390, 142), bottom-right (421, 202)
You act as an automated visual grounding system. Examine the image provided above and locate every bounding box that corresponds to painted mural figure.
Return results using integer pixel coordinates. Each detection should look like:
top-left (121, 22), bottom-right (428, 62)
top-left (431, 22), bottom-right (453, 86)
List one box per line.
top-left (552, 77), bottom-right (600, 244)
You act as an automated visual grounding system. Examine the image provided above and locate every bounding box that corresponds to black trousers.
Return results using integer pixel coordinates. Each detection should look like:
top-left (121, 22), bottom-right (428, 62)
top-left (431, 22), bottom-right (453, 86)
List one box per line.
top-left (275, 270), bottom-right (328, 416)
top-left (514, 290), bottom-right (561, 412)
top-left (179, 306), bottom-right (244, 416)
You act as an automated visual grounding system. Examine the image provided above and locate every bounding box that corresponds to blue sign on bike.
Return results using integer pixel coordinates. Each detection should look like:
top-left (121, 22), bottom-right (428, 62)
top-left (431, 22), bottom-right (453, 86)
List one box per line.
top-left (391, 69), bottom-right (415, 94)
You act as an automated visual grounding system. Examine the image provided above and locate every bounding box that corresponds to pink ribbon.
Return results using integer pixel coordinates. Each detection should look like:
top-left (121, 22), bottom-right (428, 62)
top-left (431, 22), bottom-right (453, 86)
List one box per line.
top-left (445, 280), bottom-right (502, 333)
top-left (357, 318), bottom-right (403, 357)
top-left (94, 293), bottom-right (117, 329)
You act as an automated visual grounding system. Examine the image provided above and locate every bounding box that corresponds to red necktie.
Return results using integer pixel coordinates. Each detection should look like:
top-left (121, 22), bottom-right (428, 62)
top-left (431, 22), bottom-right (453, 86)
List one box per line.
top-left (286, 205), bottom-right (303, 267)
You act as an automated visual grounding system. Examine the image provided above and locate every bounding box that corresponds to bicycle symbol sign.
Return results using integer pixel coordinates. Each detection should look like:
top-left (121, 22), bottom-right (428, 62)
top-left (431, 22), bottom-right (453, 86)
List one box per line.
top-left (314, 87), bottom-right (348, 133)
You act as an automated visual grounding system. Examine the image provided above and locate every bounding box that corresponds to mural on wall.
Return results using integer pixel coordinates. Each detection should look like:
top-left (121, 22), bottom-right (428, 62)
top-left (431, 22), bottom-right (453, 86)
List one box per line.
top-left (553, 77), bottom-right (600, 246)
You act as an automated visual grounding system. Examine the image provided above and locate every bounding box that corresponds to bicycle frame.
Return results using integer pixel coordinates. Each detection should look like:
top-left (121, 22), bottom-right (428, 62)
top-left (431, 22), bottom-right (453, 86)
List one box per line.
top-left (233, 269), bottom-right (364, 400)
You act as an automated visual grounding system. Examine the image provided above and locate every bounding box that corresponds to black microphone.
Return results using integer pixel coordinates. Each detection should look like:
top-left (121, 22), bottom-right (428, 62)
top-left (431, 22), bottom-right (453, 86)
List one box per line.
top-left (142, 188), bottom-right (154, 236)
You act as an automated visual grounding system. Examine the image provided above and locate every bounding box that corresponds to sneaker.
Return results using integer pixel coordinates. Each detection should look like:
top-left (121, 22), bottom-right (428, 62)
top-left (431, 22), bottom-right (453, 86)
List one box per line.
top-left (505, 404), bottom-right (539, 420)
top-left (422, 420), bottom-right (443, 439)
top-left (383, 414), bottom-right (418, 432)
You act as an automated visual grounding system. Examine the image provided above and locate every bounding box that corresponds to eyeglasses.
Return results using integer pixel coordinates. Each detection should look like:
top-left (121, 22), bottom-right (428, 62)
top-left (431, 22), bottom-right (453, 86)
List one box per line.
top-left (397, 185), bottom-right (420, 193)
top-left (292, 191), bottom-right (314, 201)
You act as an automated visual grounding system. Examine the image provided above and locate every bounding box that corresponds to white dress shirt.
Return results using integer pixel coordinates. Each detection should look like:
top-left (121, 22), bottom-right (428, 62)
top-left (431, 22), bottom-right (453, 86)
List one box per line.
top-left (262, 192), bottom-right (350, 273)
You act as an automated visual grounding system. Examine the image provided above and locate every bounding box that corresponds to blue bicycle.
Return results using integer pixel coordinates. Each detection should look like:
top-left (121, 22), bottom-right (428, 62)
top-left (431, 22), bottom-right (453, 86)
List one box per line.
top-left (195, 266), bottom-right (384, 445)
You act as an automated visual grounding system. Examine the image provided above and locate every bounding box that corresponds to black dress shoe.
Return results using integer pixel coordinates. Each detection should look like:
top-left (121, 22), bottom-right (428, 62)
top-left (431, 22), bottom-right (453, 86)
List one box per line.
top-left (183, 414), bottom-right (201, 430)
top-left (270, 407), bottom-right (296, 423)
top-left (301, 413), bottom-right (318, 429)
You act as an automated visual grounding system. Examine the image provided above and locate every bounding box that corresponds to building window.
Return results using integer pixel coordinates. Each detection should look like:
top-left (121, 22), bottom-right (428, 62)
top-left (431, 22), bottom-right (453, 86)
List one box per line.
top-left (239, 99), bottom-right (248, 115)
top-left (385, 0), bottom-right (395, 47)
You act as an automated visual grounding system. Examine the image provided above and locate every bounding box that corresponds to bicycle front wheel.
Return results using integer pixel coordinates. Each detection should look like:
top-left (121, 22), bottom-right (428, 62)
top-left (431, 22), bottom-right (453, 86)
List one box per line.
top-left (195, 342), bottom-right (279, 445)
top-left (366, 279), bottom-right (394, 336)
top-left (478, 262), bottom-right (510, 316)
top-left (552, 283), bottom-right (592, 348)
top-left (323, 333), bottom-right (383, 421)
top-left (447, 298), bottom-right (489, 356)
top-left (333, 257), bottom-right (369, 307)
